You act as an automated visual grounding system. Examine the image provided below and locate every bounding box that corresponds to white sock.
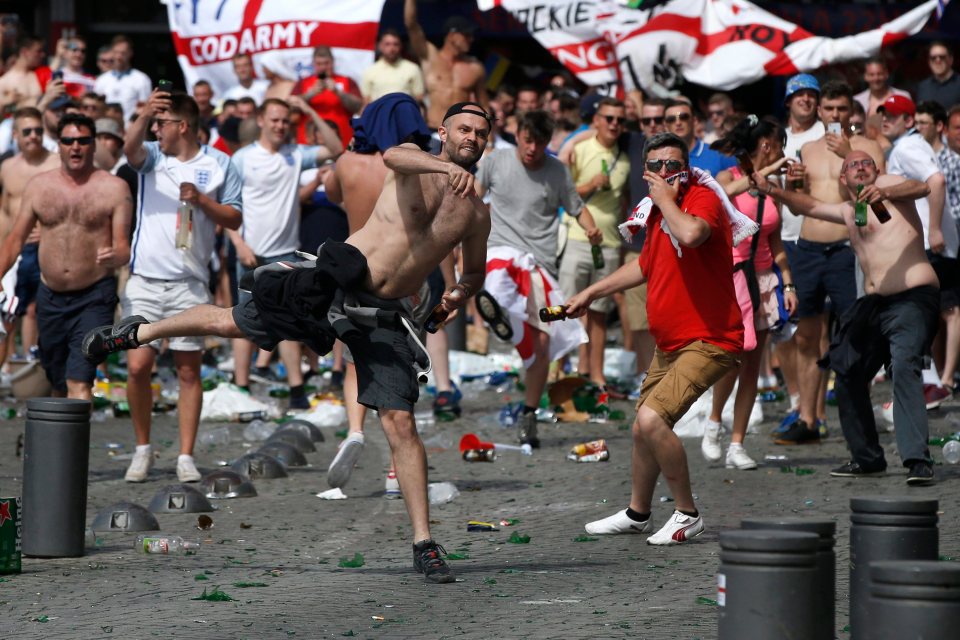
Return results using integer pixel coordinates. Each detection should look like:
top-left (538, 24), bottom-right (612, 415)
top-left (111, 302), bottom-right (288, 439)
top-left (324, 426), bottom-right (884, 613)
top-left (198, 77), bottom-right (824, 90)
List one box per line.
top-left (789, 393), bottom-right (800, 410)
top-left (177, 454), bottom-right (194, 464)
top-left (922, 362), bottom-right (941, 386)
top-left (135, 444), bottom-right (151, 454)
top-left (728, 443), bottom-right (743, 451)
top-left (346, 431), bottom-right (365, 444)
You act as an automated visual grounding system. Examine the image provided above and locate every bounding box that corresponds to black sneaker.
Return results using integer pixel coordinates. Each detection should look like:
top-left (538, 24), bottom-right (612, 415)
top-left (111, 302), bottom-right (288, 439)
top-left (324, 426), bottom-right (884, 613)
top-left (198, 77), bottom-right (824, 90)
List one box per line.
top-left (413, 539), bottom-right (455, 584)
top-left (517, 411), bottom-right (540, 448)
top-left (830, 461), bottom-right (886, 478)
top-left (82, 315), bottom-right (149, 363)
top-left (906, 460), bottom-right (935, 486)
top-left (475, 290), bottom-right (514, 341)
top-left (774, 420), bottom-right (822, 445)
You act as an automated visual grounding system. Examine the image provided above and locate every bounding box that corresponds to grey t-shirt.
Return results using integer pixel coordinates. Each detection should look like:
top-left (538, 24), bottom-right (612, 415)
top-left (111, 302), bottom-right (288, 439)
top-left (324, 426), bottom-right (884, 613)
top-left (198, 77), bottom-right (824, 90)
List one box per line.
top-left (476, 148), bottom-right (583, 275)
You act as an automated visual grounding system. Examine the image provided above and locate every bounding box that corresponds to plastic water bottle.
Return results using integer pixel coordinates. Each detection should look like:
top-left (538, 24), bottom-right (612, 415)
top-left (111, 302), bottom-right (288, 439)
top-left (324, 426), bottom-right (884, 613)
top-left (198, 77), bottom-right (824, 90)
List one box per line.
top-left (135, 534), bottom-right (200, 555)
top-left (498, 402), bottom-right (519, 427)
top-left (242, 419), bottom-right (277, 442)
top-left (175, 200), bottom-right (194, 250)
top-left (197, 426), bottom-right (231, 446)
top-left (944, 440), bottom-right (960, 464)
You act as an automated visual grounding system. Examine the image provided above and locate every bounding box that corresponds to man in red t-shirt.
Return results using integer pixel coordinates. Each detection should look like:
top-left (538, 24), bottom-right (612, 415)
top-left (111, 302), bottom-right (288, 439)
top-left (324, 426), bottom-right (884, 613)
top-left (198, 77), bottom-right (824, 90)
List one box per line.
top-left (566, 132), bottom-right (743, 545)
top-left (296, 46), bottom-right (362, 146)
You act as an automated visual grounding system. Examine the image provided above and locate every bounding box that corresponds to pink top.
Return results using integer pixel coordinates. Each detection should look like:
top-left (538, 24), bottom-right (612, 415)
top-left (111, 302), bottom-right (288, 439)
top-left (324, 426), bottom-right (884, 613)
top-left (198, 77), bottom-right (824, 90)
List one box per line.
top-left (730, 166), bottom-right (780, 270)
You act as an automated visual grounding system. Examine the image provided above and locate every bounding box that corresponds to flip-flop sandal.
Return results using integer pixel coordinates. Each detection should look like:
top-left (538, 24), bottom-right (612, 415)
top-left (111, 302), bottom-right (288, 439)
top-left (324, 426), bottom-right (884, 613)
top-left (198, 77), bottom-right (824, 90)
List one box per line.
top-left (475, 290), bottom-right (514, 342)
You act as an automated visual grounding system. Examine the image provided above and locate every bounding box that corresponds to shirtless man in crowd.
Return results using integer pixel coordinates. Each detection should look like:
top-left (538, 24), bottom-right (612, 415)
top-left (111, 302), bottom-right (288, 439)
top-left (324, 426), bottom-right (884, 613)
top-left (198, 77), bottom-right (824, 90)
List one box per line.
top-left (84, 103), bottom-right (494, 584)
top-left (777, 81), bottom-right (886, 445)
top-left (0, 108), bottom-right (59, 361)
top-left (0, 113), bottom-right (130, 399)
top-left (756, 150), bottom-right (938, 484)
top-left (404, 0), bottom-right (489, 129)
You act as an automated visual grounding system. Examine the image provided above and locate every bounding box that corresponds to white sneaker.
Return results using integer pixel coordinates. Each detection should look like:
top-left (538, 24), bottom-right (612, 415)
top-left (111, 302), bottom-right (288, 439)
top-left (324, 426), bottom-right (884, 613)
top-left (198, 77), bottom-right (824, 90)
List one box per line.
top-left (647, 510), bottom-right (705, 546)
top-left (176, 455), bottom-right (202, 483)
top-left (327, 432), bottom-right (365, 488)
top-left (584, 509), bottom-right (652, 535)
top-left (384, 470), bottom-right (402, 499)
top-left (725, 444), bottom-right (758, 470)
top-left (125, 445), bottom-right (153, 482)
top-left (701, 419), bottom-right (722, 462)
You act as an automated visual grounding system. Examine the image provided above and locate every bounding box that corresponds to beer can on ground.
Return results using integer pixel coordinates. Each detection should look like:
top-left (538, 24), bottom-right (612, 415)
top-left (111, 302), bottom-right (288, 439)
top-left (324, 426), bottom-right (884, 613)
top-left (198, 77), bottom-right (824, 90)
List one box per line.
top-left (0, 496), bottom-right (22, 574)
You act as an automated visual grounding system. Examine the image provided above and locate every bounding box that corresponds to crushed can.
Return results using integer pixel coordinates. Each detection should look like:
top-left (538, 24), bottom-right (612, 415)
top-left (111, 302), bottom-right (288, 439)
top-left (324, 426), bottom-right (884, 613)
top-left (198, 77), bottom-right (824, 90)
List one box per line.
top-left (0, 496), bottom-right (22, 574)
top-left (466, 520), bottom-right (500, 532)
top-left (567, 439), bottom-right (610, 462)
top-left (463, 449), bottom-right (496, 462)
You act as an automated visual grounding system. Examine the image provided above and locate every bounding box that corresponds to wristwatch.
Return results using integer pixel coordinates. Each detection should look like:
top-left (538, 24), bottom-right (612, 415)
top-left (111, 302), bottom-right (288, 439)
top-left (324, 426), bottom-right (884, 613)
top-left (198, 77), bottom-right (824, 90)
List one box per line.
top-left (783, 283), bottom-right (796, 293)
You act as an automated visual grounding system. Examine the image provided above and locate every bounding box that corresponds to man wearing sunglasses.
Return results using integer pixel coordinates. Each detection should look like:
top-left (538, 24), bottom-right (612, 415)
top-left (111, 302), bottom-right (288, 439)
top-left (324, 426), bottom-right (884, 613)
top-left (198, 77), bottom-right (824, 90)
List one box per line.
top-left (916, 42), bottom-right (960, 112)
top-left (561, 97), bottom-right (631, 390)
top-left (567, 132), bottom-right (742, 545)
top-left (0, 108), bottom-right (59, 364)
top-left (754, 150), bottom-right (938, 485)
top-left (0, 113), bottom-right (131, 401)
top-left (663, 99), bottom-right (735, 177)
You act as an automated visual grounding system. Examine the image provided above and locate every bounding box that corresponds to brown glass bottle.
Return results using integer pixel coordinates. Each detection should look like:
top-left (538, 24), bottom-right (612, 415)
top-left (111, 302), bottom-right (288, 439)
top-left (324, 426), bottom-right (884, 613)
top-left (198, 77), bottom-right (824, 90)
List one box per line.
top-left (539, 305), bottom-right (568, 322)
top-left (424, 304), bottom-right (448, 333)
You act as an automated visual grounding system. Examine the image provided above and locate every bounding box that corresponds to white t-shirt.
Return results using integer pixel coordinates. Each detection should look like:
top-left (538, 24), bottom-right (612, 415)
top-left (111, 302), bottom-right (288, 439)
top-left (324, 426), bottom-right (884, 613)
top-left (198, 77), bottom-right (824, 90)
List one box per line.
top-left (231, 142), bottom-right (320, 258)
top-left (94, 68), bottom-right (153, 121)
top-left (220, 80), bottom-right (270, 106)
top-left (130, 142), bottom-right (242, 282)
top-left (782, 121), bottom-right (826, 242)
top-left (887, 130), bottom-right (955, 257)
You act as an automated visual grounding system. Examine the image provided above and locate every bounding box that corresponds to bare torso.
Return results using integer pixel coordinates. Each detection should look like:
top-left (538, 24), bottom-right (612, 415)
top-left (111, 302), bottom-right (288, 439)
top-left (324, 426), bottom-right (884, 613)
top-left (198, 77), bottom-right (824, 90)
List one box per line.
top-left (843, 176), bottom-right (938, 296)
top-left (0, 152), bottom-right (59, 240)
top-left (422, 50), bottom-right (485, 129)
top-left (0, 69), bottom-right (42, 109)
top-left (346, 171), bottom-right (488, 299)
top-left (326, 152), bottom-right (389, 233)
top-left (801, 135), bottom-right (885, 243)
top-left (26, 169), bottom-right (126, 291)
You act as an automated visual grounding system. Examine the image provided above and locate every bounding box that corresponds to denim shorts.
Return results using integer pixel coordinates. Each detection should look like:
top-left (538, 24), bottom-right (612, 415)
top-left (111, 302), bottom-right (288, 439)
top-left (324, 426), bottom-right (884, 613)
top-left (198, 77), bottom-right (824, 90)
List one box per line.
top-left (792, 239), bottom-right (857, 319)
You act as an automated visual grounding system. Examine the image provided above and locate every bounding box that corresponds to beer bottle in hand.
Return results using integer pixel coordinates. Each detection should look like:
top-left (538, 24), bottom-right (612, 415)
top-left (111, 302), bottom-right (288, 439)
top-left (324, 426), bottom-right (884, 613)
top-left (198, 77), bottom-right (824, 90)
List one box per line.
top-left (855, 185), bottom-right (868, 226)
top-left (871, 199), bottom-right (891, 223)
top-left (591, 244), bottom-right (605, 269)
top-left (424, 304), bottom-right (448, 333)
top-left (539, 305), bottom-right (568, 322)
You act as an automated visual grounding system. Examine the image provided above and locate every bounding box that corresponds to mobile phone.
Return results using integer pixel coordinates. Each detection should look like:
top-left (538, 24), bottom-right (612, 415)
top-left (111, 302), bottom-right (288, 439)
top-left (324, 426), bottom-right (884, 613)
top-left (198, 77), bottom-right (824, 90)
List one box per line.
top-left (158, 79), bottom-right (173, 93)
top-left (317, 71), bottom-right (328, 81)
top-left (827, 122), bottom-right (842, 136)
top-left (51, 70), bottom-right (63, 82)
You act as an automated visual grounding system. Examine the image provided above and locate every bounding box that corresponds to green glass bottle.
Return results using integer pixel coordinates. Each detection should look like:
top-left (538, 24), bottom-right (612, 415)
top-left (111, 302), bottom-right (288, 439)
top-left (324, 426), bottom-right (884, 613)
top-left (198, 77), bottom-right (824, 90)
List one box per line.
top-left (591, 244), bottom-right (605, 269)
top-left (855, 185), bottom-right (868, 226)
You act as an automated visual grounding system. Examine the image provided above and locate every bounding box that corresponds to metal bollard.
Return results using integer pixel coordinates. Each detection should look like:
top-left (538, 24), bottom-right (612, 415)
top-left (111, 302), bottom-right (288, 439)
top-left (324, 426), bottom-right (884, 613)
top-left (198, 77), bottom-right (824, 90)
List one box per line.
top-left (849, 496), bottom-right (939, 640)
top-left (718, 529), bottom-right (820, 640)
top-left (866, 561), bottom-right (960, 639)
top-left (22, 398), bottom-right (91, 557)
top-left (741, 518), bottom-right (836, 640)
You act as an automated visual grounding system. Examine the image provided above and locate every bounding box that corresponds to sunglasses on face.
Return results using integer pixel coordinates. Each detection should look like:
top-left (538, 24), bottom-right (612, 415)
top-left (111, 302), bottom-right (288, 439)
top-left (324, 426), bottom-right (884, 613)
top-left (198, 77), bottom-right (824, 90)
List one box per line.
top-left (709, 110), bottom-right (726, 118)
top-left (600, 114), bottom-right (626, 125)
top-left (665, 112), bottom-right (691, 124)
top-left (641, 116), bottom-right (664, 125)
top-left (930, 54), bottom-right (948, 62)
top-left (60, 136), bottom-right (93, 146)
top-left (646, 159), bottom-right (685, 173)
top-left (19, 126), bottom-right (43, 137)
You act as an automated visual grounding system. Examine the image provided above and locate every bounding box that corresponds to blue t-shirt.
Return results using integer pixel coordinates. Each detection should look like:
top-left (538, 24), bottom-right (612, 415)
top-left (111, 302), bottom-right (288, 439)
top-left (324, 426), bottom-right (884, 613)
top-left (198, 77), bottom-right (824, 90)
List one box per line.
top-left (689, 138), bottom-right (736, 177)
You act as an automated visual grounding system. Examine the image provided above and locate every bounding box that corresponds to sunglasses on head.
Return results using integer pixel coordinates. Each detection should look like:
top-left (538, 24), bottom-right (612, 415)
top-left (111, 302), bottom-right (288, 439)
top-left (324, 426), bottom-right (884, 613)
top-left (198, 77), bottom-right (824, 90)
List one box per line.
top-left (600, 114), bottom-right (625, 125)
top-left (646, 159), bottom-right (685, 173)
top-left (19, 126), bottom-right (43, 137)
top-left (641, 116), bottom-right (664, 125)
top-left (665, 112), bottom-right (691, 124)
top-left (60, 136), bottom-right (93, 146)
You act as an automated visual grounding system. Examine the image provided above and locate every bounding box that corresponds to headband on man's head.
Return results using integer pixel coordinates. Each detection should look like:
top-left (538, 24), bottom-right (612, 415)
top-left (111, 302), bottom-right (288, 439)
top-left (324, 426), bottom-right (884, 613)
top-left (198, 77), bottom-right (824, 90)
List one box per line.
top-left (442, 101), bottom-right (493, 125)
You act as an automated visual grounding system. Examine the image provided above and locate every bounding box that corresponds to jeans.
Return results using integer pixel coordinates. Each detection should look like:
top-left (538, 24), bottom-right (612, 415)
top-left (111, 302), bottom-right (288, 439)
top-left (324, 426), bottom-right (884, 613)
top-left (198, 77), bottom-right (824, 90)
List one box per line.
top-left (833, 287), bottom-right (939, 469)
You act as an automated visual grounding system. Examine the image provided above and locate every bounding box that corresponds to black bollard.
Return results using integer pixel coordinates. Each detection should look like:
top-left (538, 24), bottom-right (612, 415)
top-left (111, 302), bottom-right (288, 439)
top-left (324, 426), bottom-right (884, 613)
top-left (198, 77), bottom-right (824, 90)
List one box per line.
top-left (741, 518), bottom-right (836, 640)
top-left (22, 398), bottom-right (91, 557)
top-left (718, 529), bottom-right (820, 640)
top-left (866, 561), bottom-right (960, 639)
top-left (849, 496), bottom-right (939, 640)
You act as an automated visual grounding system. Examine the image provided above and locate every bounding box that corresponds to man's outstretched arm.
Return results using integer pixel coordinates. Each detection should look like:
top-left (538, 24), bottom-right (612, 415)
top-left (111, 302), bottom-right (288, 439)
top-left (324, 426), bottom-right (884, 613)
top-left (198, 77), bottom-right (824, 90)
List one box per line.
top-left (565, 260), bottom-right (645, 318)
top-left (753, 173), bottom-right (846, 225)
top-left (383, 143), bottom-right (475, 198)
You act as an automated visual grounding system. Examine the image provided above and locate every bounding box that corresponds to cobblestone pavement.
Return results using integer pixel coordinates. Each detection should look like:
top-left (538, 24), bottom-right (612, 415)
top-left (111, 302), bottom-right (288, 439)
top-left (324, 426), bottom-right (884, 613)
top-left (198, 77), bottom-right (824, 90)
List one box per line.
top-left (1, 376), bottom-right (958, 639)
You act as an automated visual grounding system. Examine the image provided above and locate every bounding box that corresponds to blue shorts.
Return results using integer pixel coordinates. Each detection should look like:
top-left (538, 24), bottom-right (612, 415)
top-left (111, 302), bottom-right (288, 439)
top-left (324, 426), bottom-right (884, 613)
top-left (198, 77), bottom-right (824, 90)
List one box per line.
top-left (792, 239), bottom-right (857, 319)
top-left (37, 276), bottom-right (118, 392)
top-left (15, 242), bottom-right (40, 315)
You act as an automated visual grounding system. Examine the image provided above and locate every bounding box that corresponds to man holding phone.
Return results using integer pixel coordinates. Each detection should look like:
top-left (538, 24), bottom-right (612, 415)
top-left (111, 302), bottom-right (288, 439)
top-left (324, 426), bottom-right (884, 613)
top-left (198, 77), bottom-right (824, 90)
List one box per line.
top-left (119, 85), bottom-right (242, 483)
top-left (776, 80), bottom-right (886, 445)
top-left (297, 46), bottom-right (361, 146)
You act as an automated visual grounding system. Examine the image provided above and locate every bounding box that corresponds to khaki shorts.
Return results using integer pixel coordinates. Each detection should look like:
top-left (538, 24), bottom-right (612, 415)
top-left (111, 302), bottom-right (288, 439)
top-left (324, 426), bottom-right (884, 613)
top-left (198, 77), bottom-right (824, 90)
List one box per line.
top-left (121, 274), bottom-right (211, 351)
top-left (558, 239), bottom-right (620, 314)
top-left (623, 251), bottom-right (648, 331)
top-left (637, 340), bottom-right (740, 427)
